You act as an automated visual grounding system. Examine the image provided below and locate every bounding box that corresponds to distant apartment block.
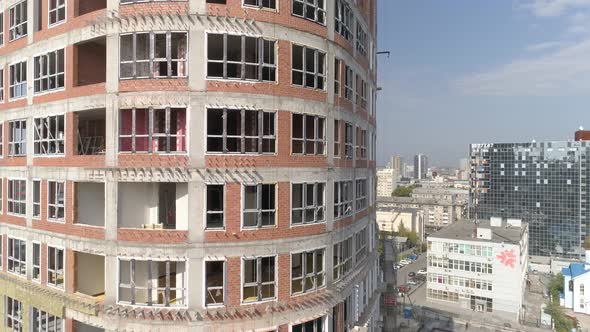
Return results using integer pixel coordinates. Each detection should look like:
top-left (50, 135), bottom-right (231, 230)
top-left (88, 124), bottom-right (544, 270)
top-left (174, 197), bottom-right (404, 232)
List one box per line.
top-left (427, 218), bottom-right (528, 321)
top-left (0, 0), bottom-right (381, 331)
top-left (470, 132), bottom-right (590, 259)
top-left (378, 196), bottom-right (466, 231)
top-left (377, 166), bottom-right (398, 197)
top-left (414, 153), bottom-right (428, 180)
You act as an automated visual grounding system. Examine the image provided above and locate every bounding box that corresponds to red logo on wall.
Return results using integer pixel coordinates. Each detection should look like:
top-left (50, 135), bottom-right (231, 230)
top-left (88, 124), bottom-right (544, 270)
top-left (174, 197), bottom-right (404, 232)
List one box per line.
top-left (496, 249), bottom-right (516, 268)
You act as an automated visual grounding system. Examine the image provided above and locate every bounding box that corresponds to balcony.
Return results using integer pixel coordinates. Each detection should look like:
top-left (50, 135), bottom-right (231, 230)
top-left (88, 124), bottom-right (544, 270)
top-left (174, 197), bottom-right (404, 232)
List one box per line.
top-left (74, 252), bottom-right (105, 303)
top-left (75, 109), bottom-right (106, 156)
top-left (74, 182), bottom-right (105, 227)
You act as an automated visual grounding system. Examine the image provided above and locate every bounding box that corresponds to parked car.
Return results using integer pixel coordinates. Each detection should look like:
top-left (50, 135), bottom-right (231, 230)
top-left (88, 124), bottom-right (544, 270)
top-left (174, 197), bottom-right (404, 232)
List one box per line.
top-left (407, 280), bottom-right (417, 285)
top-left (408, 254), bottom-right (418, 261)
top-left (408, 271), bottom-right (416, 278)
top-left (417, 269), bottom-right (427, 275)
top-left (393, 264), bottom-right (401, 270)
top-left (399, 260), bottom-right (410, 266)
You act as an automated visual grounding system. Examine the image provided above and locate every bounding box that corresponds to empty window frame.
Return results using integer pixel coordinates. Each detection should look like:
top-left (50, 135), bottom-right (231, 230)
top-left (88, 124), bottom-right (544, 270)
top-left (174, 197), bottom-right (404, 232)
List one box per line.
top-left (34, 115), bottom-right (65, 155)
top-left (120, 32), bottom-right (188, 79)
top-left (9, 120), bottom-right (26, 156)
top-left (48, 0), bottom-right (66, 26)
top-left (34, 49), bottom-right (65, 94)
top-left (5, 296), bottom-right (23, 332)
top-left (334, 58), bottom-right (341, 96)
top-left (292, 44), bottom-right (326, 90)
top-left (344, 122), bottom-right (353, 159)
top-left (47, 246), bottom-right (64, 289)
top-left (291, 248), bottom-right (325, 295)
top-left (33, 180), bottom-right (40, 218)
top-left (9, 1), bottom-right (27, 41)
top-left (207, 33), bottom-right (276, 81)
top-left (31, 307), bottom-right (63, 332)
top-left (333, 119), bottom-right (340, 158)
top-left (292, 316), bottom-right (325, 332)
top-left (244, 0), bottom-right (276, 9)
top-left (9, 61), bottom-right (27, 99)
top-left (333, 180), bottom-right (353, 219)
top-left (355, 228), bottom-right (367, 261)
top-left (356, 24), bottom-right (368, 56)
top-left (118, 259), bottom-right (187, 307)
top-left (0, 124), bottom-right (3, 157)
top-left (206, 108), bottom-right (275, 154)
top-left (243, 184), bottom-right (276, 228)
top-left (360, 80), bottom-right (368, 109)
top-left (206, 184), bottom-right (224, 229)
top-left (205, 260), bottom-right (225, 306)
top-left (356, 128), bottom-right (367, 159)
top-left (242, 256), bottom-right (276, 303)
top-left (291, 182), bottom-right (325, 225)
top-left (32, 242), bottom-right (40, 282)
top-left (0, 13), bottom-right (4, 46)
top-left (47, 181), bottom-right (65, 221)
top-left (292, 114), bottom-right (325, 155)
top-left (119, 107), bottom-right (187, 153)
top-left (355, 179), bottom-right (367, 211)
top-left (0, 69), bottom-right (4, 101)
top-left (333, 237), bottom-right (352, 281)
top-left (335, 0), bottom-right (353, 41)
top-left (7, 179), bottom-right (26, 216)
top-left (344, 65), bottom-right (353, 101)
top-left (292, 0), bottom-right (326, 25)
top-left (7, 237), bottom-right (26, 277)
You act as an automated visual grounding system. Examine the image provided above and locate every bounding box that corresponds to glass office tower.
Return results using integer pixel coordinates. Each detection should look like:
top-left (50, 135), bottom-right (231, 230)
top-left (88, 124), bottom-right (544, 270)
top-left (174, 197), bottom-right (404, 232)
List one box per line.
top-left (470, 141), bottom-right (589, 258)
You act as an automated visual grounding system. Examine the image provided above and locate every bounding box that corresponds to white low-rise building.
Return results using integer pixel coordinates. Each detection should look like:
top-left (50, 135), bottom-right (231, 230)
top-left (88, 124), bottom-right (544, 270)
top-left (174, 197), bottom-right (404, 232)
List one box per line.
top-left (426, 218), bottom-right (529, 321)
top-left (561, 252), bottom-right (590, 314)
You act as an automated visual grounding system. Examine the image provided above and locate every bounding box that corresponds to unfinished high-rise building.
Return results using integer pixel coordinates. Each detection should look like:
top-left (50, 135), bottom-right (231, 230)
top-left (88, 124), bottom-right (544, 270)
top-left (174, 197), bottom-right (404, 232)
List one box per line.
top-left (0, 0), bottom-right (379, 331)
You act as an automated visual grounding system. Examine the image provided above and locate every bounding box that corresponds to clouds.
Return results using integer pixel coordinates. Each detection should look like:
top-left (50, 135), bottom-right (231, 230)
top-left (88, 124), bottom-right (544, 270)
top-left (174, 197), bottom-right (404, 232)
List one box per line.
top-left (455, 39), bottom-right (590, 96)
top-left (455, 0), bottom-right (590, 96)
top-left (520, 0), bottom-right (590, 17)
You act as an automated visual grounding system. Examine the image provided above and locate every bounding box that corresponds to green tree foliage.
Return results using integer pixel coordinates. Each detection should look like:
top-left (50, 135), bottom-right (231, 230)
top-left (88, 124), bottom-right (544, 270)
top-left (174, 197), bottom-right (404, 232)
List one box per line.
top-left (396, 224), bottom-right (420, 246)
top-left (545, 273), bottom-right (575, 332)
top-left (392, 185), bottom-right (416, 197)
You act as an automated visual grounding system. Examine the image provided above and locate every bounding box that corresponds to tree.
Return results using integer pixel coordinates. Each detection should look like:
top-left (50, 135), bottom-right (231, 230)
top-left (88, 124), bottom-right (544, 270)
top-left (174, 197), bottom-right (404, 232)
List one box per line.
top-left (544, 273), bottom-right (575, 332)
top-left (396, 224), bottom-right (420, 246)
top-left (392, 185), bottom-right (414, 197)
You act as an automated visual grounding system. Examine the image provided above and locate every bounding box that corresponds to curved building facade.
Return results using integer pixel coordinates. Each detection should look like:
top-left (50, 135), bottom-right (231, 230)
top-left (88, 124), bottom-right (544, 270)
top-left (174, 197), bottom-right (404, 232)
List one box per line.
top-left (0, 0), bottom-right (379, 331)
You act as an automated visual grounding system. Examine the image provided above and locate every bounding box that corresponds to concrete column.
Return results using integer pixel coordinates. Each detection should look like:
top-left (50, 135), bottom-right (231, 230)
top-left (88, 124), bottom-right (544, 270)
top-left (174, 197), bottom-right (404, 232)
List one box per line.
top-left (326, 0), bottom-right (336, 41)
top-left (190, 0), bottom-right (207, 14)
top-left (107, 0), bottom-right (119, 11)
top-left (188, 181), bottom-right (205, 242)
top-left (26, 117), bottom-right (34, 166)
top-left (327, 113), bottom-right (334, 165)
top-left (187, 256), bottom-right (203, 310)
top-left (105, 94), bottom-right (118, 167)
top-left (188, 29), bottom-right (206, 91)
top-left (326, 172), bottom-right (334, 232)
top-left (103, 255), bottom-right (118, 305)
top-left (27, 0), bottom-right (35, 45)
top-left (188, 98), bottom-right (205, 167)
top-left (105, 34), bottom-right (119, 94)
top-left (25, 174), bottom-right (33, 228)
top-left (104, 177), bottom-right (118, 241)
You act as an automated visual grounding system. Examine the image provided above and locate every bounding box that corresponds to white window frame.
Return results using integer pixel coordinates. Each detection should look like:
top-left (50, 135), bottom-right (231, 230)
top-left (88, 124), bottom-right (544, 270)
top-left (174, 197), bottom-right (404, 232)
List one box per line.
top-left (32, 180), bottom-right (40, 219)
top-left (241, 255), bottom-right (277, 303)
top-left (344, 65), bottom-right (354, 101)
top-left (333, 237), bottom-right (352, 281)
top-left (9, 60), bottom-right (27, 99)
top-left (5, 296), bottom-right (23, 332)
top-left (355, 178), bottom-right (367, 211)
top-left (206, 108), bottom-right (276, 154)
top-left (119, 31), bottom-right (188, 79)
top-left (291, 316), bottom-right (325, 332)
top-left (356, 24), bottom-right (368, 56)
top-left (206, 33), bottom-right (276, 82)
top-left (119, 107), bottom-right (188, 154)
top-left (291, 113), bottom-right (326, 155)
top-left (242, 183), bottom-right (276, 229)
top-left (243, 0), bottom-right (277, 10)
top-left (334, 58), bottom-right (341, 96)
top-left (8, 119), bottom-right (26, 156)
top-left (7, 237), bottom-right (26, 277)
top-left (205, 184), bottom-right (225, 230)
top-left (47, 181), bottom-right (65, 222)
top-left (291, 182), bottom-right (325, 225)
top-left (355, 227), bottom-right (367, 262)
top-left (33, 49), bottom-right (65, 94)
top-left (47, 245), bottom-right (65, 290)
top-left (32, 241), bottom-right (41, 282)
top-left (292, 0), bottom-right (326, 25)
top-left (7, 179), bottom-right (26, 216)
top-left (291, 44), bottom-right (326, 90)
top-left (0, 12), bottom-right (4, 46)
top-left (8, 1), bottom-right (27, 42)
top-left (34, 115), bottom-right (65, 155)
top-left (31, 307), bottom-right (64, 332)
top-left (290, 248), bottom-right (325, 295)
top-left (0, 69), bottom-right (4, 102)
top-left (334, 180), bottom-right (353, 219)
top-left (117, 258), bottom-right (188, 307)
top-left (344, 122), bottom-right (353, 159)
top-left (335, 0), bottom-right (353, 42)
top-left (204, 259), bottom-right (225, 307)
top-left (333, 119), bottom-right (340, 158)
top-left (48, 0), bottom-right (66, 27)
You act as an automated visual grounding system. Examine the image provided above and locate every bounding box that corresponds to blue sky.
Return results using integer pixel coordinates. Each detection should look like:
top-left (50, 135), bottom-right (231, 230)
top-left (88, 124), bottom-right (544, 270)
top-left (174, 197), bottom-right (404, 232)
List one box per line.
top-left (377, 0), bottom-right (590, 167)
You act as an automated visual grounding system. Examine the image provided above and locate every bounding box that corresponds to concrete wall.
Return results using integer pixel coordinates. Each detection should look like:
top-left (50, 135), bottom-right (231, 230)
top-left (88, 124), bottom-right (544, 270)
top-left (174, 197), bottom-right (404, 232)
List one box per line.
top-left (118, 183), bottom-right (152, 228)
top-left (76, 183), bottom-right (105, 226)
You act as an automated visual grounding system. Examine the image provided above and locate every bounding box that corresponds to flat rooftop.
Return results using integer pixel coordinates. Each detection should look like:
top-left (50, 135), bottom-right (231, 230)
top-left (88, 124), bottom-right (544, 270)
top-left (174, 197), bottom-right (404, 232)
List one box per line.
top-left (428, 219), bottom-right (526, 245)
